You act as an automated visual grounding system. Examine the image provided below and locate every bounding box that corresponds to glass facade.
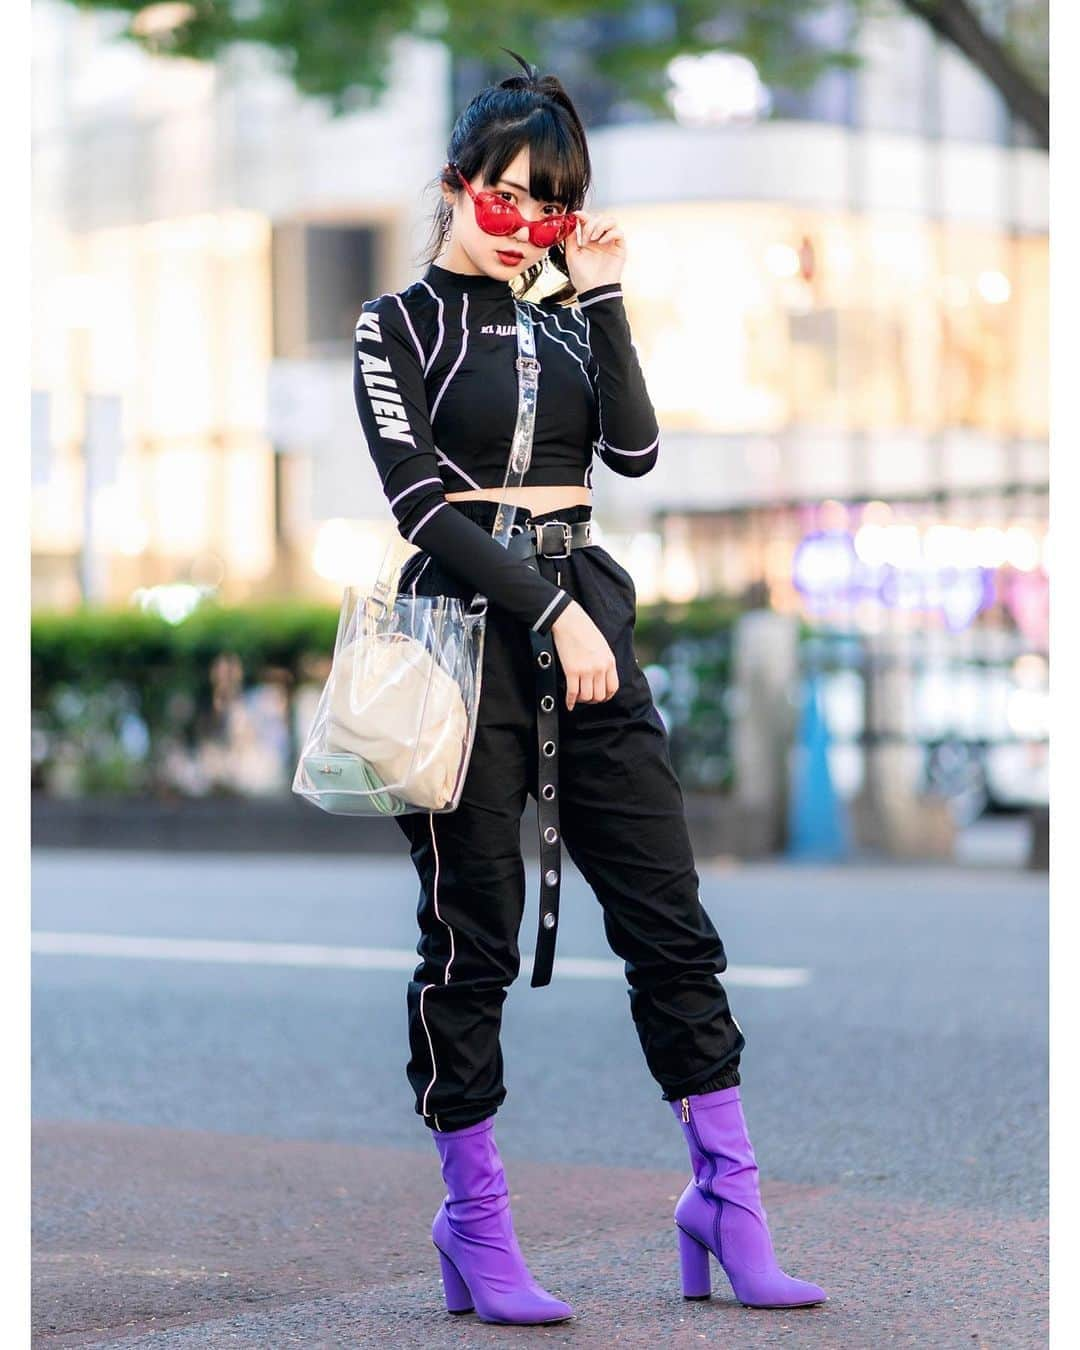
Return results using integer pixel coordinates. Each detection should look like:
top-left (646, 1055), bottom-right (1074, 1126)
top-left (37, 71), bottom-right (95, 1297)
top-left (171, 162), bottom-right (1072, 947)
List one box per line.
top-left (31, 210), bottom-right (276, 609)
top-left (616, 202), bottom-right (1047, 440)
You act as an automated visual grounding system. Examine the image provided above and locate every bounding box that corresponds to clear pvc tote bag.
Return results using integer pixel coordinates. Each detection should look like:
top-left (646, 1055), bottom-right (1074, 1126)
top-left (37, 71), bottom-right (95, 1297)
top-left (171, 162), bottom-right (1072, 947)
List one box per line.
top-left (291, 299), bottom-right (541, 817)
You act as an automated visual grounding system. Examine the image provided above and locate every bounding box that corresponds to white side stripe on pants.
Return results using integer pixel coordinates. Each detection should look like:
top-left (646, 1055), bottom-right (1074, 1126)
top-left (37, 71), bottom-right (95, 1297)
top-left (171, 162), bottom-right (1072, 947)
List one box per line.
top-left (419, 810), bottom-right (455, 1131)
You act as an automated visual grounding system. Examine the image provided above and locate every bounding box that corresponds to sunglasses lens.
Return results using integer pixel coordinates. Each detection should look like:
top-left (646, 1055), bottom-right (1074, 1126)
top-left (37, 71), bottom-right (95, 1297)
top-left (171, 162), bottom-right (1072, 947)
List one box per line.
top-left (476, 200), bottom-right (517, 236)
top-left (534, 217), bottom-right (575, 247)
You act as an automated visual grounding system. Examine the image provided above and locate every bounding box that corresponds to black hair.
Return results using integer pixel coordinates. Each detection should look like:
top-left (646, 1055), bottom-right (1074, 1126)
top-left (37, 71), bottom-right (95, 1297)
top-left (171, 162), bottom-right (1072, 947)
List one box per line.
top-left (416, 49), bottom-right (591, 305)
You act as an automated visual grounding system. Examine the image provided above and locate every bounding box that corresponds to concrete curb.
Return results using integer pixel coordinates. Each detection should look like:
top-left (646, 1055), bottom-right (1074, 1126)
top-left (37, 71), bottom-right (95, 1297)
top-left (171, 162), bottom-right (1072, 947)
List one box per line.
top-left (30, 792), bottom-right (776, 860)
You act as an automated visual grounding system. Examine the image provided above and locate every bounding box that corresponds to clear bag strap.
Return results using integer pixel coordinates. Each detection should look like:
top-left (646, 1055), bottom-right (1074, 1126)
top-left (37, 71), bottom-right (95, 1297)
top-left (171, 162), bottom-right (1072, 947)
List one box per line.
top-left (367, 298), bottom-right (540, 617)
top-left (489, 300), bottom-right (539, 549)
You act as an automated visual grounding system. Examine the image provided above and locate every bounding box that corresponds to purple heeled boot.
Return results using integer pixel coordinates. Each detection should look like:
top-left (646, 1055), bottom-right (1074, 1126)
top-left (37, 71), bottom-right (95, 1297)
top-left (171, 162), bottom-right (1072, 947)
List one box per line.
top-left (669, 1086), bottom-right (828, 1308)
top-left (430, 1115), bottom-right (574, 1325)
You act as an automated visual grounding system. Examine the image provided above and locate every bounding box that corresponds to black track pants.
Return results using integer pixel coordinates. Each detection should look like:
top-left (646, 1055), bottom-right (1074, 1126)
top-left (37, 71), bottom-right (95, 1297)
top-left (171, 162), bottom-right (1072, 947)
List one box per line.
top-left (394, 501), bottom-right (746, 1133)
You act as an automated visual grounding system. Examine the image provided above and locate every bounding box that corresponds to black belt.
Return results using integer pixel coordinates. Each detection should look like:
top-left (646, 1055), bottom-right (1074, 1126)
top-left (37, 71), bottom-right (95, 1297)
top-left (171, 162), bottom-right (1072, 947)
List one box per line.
top-left (506, 517), bottom-right (594, 987)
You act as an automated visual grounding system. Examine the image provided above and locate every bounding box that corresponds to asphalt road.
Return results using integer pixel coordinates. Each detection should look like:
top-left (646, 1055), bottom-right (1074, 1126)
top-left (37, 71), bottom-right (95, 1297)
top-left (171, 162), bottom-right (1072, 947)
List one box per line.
top-left (32, 849), bottom-right (1048, 1347)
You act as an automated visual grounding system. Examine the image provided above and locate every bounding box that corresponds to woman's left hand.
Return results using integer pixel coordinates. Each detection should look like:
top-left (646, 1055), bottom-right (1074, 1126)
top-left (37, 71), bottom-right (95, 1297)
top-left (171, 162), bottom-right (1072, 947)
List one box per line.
top-left (563, 210), bottom-right (625, 292)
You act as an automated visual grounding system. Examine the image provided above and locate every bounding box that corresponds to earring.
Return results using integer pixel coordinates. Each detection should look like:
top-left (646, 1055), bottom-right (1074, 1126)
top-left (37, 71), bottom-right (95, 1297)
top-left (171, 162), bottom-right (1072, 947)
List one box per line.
top-left (441, 202), bottom-right (453, 238)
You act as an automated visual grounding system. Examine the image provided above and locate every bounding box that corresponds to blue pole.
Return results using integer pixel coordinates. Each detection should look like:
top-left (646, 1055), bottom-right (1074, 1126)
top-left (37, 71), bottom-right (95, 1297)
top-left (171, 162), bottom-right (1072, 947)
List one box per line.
top-left (787, 673), bottom-right (849, 860)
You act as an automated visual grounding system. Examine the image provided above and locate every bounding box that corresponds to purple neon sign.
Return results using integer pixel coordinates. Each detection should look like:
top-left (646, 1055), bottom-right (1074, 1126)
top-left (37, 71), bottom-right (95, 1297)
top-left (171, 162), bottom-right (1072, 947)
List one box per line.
top-left (792, 529), bottom-right (995, 631)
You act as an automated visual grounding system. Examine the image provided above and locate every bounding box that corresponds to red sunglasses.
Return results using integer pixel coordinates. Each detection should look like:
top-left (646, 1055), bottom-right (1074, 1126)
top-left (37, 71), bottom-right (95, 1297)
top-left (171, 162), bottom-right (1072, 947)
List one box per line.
top-left (450, 163), bottom-right (579, 249)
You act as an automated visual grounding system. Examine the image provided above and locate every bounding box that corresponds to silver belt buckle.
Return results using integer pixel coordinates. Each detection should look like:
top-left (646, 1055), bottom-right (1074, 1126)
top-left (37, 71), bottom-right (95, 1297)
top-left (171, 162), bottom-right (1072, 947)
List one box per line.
top-left (539, 520), bottom-right (573, 558)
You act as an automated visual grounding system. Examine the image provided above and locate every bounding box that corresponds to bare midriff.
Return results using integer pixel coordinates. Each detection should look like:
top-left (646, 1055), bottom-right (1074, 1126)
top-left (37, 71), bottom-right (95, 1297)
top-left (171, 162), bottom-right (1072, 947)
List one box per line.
top-left (445, 485), bottom-right (592, 512)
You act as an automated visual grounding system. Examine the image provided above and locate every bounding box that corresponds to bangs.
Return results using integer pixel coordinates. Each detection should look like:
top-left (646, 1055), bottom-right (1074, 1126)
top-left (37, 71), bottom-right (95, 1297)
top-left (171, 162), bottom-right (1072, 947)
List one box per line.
top-left (479, 113), bottom-right (588, 210)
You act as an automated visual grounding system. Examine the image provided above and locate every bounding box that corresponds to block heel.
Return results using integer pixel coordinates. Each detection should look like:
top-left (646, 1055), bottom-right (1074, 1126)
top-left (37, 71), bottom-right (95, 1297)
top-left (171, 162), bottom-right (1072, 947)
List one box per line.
top-left (669, 1091), bottom-right (828, 1308)
top-left (428, 1115), bottom-right (575, 1324)
top-left (677, 1223), bottom-right (712, 1299)
top-left (435, 1243), bottom-right (474, 1314)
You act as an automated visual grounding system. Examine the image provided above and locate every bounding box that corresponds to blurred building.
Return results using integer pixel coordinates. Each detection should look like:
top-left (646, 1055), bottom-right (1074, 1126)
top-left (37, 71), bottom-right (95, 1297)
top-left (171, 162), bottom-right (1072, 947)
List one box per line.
top-left (31, 0), bottom-right (1047, 805)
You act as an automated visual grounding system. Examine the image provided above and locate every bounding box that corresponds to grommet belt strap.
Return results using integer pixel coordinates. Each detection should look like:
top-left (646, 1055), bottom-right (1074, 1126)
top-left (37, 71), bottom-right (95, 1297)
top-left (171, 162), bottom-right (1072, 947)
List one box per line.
top-left (529, 626), bottom-right (560, 987)
top-left (507, 520), bottom-right (594, 988)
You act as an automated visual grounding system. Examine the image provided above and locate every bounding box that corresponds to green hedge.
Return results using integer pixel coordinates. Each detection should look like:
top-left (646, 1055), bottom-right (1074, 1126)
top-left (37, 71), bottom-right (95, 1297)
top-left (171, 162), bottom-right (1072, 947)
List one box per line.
top-left (31, 601), bottom-right (340, 693)
top-left (633, 594), bottom-right (744, 662)
top-left (31, 596), bottom-right (745, 797)
top-left (31, 602), bottom-right (341, 797)
top-left (31, 594), bottom-right (743, 692)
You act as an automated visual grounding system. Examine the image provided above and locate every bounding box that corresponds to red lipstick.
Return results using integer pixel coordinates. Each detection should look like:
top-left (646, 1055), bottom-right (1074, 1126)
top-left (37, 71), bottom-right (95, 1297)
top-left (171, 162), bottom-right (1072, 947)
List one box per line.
top-left (495, 249), bottom-right (524, 266)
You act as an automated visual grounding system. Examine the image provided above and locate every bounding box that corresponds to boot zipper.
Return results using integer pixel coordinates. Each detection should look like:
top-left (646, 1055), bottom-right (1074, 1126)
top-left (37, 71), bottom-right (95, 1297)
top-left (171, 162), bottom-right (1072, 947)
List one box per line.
top-left (681, 1100), bottom-right (719, 1194)
top-left (682, 1098), bottom-right (707, 1158)
top-left (680, 1096), bottom-right (724, 1263)
top-left (682, 1098), bottom-right (710, 1170)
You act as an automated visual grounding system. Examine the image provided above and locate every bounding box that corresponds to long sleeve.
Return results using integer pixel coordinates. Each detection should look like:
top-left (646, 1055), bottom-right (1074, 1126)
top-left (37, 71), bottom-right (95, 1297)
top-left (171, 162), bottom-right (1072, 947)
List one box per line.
top-left (353, 293), bottom-right (574, 634)
top-left (576, 282), bottom-right (660, 477)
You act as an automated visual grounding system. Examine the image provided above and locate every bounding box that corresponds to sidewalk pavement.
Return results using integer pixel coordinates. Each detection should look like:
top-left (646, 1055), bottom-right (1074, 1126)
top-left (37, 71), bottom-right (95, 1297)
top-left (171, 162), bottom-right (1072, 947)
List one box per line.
top-left (33, 1119), bottom-right (1047, 1349)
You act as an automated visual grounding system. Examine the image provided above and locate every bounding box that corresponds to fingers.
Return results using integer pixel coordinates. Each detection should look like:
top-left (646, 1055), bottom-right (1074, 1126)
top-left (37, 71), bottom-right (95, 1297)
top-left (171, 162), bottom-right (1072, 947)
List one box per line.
top-left (605, 663), bottom-right (620, 702)
top-left (573, 211), bottom-right (621, 246)
top-left (589, 222), bottom-right (623, 247)
top-left (565, 662), bottom-right (619, 708)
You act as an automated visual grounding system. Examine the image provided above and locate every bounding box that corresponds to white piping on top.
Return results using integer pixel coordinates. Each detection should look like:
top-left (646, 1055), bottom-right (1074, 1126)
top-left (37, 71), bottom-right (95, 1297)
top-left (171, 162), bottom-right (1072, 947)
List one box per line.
top-left (417, 280), bottom-right (446, 376)
top-left (536, 322), bottom-right (590, 381)
top-left (531, 589), bottom-right (568, 633)
top-left (393, 293), bottom-right (427, 366)
top-left (436, 449), bottom-right (482, 489)
top-left (390, 475), bottom-right (443, 510)
top-left (406, 500), bottom-right (448, 542)
top-left (599, 432), bottom-right (661, 457)
top-left (430, 292), bottom-right (469, 420)
top-left (410, 552), bottom-right (433, 599)
top-left (546, 310), bottom-right (592, 361)
top-left (580, 310), bottom-right (659, 460)
top-left (577, 287), bottom-right (623, 309)
top-left (582, 312), bottom-right (607, 443)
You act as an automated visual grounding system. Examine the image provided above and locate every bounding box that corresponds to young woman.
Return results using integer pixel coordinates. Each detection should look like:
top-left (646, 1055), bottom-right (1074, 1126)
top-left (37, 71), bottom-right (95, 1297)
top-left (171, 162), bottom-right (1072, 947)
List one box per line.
top-left (351, 50), bottom-right (827, 1327)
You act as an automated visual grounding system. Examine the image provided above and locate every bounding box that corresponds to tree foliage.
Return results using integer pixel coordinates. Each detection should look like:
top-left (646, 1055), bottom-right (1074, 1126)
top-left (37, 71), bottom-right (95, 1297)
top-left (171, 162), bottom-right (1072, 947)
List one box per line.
top-left (65, 1), bottom-right (1047, 144)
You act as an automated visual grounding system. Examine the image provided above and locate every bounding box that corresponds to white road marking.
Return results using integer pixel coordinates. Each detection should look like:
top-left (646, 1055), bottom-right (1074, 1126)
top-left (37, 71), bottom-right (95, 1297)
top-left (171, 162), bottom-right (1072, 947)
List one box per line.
top-left (31, 931), bottom-right (811, 987)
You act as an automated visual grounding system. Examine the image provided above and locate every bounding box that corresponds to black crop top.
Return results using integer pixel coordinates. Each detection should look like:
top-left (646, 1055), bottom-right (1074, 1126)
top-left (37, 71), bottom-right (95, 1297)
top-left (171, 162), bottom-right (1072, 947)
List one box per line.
top-left (352, 260), bottom-right (660, 633)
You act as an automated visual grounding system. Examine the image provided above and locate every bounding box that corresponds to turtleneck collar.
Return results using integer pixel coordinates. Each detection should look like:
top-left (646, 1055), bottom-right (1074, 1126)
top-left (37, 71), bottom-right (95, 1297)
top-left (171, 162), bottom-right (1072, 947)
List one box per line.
top-left (423, 260), bottom-right (515, 298)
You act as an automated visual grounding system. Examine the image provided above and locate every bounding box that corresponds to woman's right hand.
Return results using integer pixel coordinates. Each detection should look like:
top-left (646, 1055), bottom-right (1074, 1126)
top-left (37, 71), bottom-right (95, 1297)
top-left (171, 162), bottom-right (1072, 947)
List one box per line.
top-left (550, 600), bottom-right (619, 709)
